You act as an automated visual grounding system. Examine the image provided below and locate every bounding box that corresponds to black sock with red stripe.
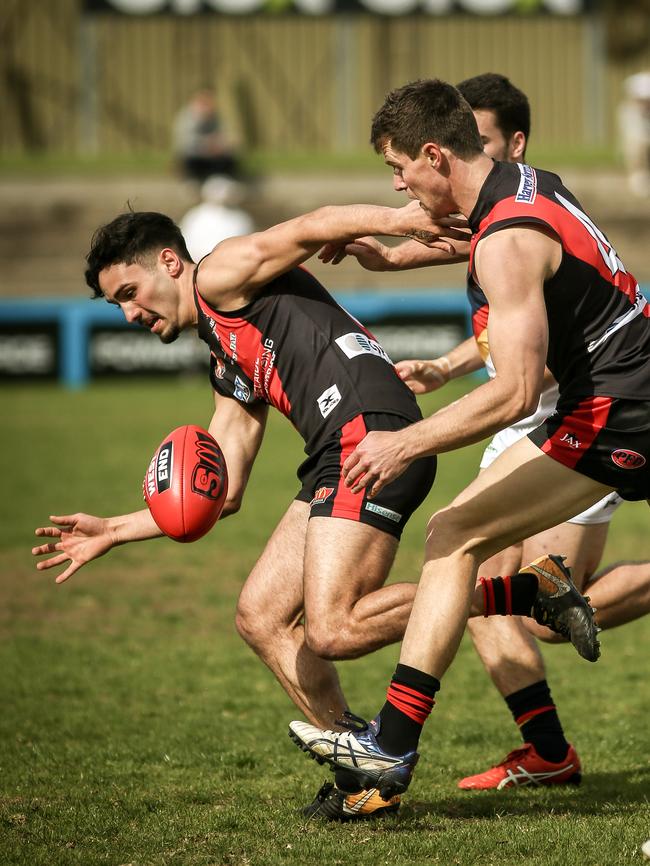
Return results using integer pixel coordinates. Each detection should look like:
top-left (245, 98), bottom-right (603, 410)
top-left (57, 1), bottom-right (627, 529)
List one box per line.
top-left (480, 572), bottom-right (538, 617)
top-left (505, 680), bottom-right (569, 763)
top-left (375, 664), bottom-right (440, 756)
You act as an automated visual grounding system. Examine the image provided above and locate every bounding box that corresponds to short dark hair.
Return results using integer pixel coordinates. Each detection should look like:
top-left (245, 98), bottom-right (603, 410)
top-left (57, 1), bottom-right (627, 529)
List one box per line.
top-left (456, 73), bottom-right (531, 143)
top-left (370, 79), bottom-right (483, 160)
top-left (85, 211), bottom-right (192, 297)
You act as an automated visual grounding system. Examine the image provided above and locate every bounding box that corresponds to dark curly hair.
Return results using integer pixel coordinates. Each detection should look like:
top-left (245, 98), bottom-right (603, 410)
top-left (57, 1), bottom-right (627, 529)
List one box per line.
top-left (370, 78), bottom-right (483, 160)
top-left (85, 211), bottom-right (192, 297)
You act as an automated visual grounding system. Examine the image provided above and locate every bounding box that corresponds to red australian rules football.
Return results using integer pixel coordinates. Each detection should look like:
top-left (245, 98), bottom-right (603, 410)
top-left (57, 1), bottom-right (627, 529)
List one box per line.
top-left (143, 425), bottom-right (228, 542)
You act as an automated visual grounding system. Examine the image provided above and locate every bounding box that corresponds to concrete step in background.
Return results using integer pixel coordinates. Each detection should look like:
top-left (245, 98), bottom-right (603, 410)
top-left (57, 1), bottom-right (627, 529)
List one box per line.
top-left (1, 169), bottom-right (648, 299)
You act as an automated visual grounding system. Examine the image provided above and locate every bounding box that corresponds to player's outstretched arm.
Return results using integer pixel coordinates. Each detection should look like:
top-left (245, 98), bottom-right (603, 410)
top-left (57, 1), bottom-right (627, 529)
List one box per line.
top-left (32, 508), bottom-right (162, 584)
top-left (397, 337), bottom-right (484, 394)
top-left (196, 201), bottom-right (468, 302)
top-left (318, 233), bottom-right (471, 271)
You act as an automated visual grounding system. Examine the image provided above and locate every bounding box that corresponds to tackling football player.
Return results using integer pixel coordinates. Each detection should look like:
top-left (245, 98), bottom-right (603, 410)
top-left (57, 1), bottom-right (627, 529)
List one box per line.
top-left (288, 78), bottom-right (650, 805)
top-left (313, 73), bottom-right (650, 804)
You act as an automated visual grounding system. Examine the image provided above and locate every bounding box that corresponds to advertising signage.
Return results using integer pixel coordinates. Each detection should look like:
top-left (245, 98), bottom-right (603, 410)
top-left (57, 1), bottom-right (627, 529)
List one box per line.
top-left (84, 0), bottom-right (584, 16)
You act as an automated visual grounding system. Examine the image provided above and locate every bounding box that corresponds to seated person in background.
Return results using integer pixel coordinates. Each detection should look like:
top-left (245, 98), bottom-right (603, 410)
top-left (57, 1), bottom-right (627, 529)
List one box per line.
top-left (173, 88), bottom-right (241, 183)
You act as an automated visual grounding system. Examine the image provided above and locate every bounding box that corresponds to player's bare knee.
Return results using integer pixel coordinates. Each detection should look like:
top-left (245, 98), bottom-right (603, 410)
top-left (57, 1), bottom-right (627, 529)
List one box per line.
top-left (235, 598), bottom-right (276, 650)
top-left (424, 508), bottom-right (484, 565)
top-left (304, 618), bottom-right (353, 661)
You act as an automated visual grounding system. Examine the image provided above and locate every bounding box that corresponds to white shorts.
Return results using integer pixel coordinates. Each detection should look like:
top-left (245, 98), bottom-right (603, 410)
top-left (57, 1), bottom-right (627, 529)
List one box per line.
top-left (480, 421), bottom-right (624, 526)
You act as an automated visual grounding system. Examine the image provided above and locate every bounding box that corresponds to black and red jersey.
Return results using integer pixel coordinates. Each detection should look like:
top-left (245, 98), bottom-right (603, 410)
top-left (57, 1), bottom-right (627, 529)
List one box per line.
top-left (468, 161), bottom-right (650, 400)
top-left (193, 264), bottom-right (421, 455)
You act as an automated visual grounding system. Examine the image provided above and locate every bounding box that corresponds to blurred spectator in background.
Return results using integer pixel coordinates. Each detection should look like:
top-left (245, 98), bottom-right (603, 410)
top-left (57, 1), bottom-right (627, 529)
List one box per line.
top-left (173, 88), bottom-right (241, 184)
top-left (618, 71), bottom-right (650, 197)
top-left (179, 176), bottom-right (254, 262)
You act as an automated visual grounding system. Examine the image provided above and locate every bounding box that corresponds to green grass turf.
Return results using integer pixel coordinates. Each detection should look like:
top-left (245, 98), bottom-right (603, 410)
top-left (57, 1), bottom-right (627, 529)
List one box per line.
top-left (2, 378), bottom-right (649, 866)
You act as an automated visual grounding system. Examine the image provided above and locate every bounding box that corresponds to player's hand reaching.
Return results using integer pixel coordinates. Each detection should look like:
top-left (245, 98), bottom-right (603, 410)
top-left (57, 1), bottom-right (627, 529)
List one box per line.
top-left (396, 358), bottom-right (451, 394)
top-left (342, 430), bottom-right (412, 498)
top-left (319, 237), bottom-right (395, 270)
top-left (397, 201), bottom-right (469, 247)
top-left (32, 513), bottom-right (116, 584)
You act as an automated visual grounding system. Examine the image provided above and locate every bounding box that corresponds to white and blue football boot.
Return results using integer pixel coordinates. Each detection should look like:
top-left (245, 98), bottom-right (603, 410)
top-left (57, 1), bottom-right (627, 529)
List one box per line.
top-left (289, 712), bottom-right (418, 800)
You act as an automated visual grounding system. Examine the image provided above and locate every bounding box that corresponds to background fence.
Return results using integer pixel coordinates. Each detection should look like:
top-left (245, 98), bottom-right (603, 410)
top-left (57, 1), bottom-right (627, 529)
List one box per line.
top-left (2, 1), bottom-right (650, 158)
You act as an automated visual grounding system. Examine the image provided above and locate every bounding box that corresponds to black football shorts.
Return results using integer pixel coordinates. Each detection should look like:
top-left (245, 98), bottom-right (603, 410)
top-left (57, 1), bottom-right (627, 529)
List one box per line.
top-left (296, 412), bottom-right (437, 539)
top-left (528, 394), bottom-right (650, 501)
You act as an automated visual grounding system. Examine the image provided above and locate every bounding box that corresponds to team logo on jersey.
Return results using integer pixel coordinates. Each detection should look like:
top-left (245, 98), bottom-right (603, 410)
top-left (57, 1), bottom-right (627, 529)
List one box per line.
top-left (310, 486), bottom-right (335, 508)
top-left (213, 356), bottom-right (226, 379)
top-left (611, 449), bottom-right (646, 469)
top-left (317, 384), bottom-right (342, 418)
top-left (233, 375), bottom-right (250, 402)
top-left (335, 332), bottom-right (393, 365)
top-left (515, 164), bottom-right (537, 204)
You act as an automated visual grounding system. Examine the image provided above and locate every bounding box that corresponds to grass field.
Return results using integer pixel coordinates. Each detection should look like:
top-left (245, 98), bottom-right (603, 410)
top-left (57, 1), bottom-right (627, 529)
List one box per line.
top-left (2, 378), bottom-right (649, 866)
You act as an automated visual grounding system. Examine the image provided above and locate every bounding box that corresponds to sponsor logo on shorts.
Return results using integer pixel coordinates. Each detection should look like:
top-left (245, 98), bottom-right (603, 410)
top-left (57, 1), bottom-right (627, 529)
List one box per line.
top-left (515, 164), bottom-right (537, 204)
top-left (310, 486), bottom-right (335, 508)
top-left (317, 384), bottom-right (342, 418)
top-left (233, 375), bottom-right (250, 402)
top-left (560, 432), bottom-right (581, 449)
top-left (364, 502), bottom-right (402, 523)
top-left (335, 332), bottom-right (393, 364)
top-left (213, 355), bottom-right (226, 379)
top-left (611, 448), bottom-right (646, 469)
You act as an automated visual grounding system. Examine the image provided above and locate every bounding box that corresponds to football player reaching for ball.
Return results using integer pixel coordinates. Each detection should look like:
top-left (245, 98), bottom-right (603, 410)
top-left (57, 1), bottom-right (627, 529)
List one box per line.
top-left (33, 199), bottom-right (596, 822)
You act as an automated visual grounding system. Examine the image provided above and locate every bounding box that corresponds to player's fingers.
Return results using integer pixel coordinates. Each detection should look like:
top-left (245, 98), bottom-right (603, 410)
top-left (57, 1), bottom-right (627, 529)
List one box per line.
top-left (31, 541), bottom-right (63, 556)
top-left (36, 553), bottom-right (69, 570)
top-left (342, 450), bottom-right (361, 479)
top-left (395, 361), bottom-right (416, 378)
top-left (34, 526), bottom-right (63, 539)
top-left (438, 227), bottom-right (470, 241)
top-left (367, 478), bottom-right (386, 500)
top-left (318, 244), bottom-right (337, 263)
top-left (49, 514), bottom-right (78, 526)
top-left (350, 473), bottom-right (371, 494)
top-left (438, 216), bottom-right (469, 228)
top-left (55, 563), bottom-right (80, 585)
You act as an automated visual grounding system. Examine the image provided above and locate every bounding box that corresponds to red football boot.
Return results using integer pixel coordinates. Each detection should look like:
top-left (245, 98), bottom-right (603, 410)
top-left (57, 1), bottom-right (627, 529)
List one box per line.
top-left (458, 743), bottom-right (582, 791)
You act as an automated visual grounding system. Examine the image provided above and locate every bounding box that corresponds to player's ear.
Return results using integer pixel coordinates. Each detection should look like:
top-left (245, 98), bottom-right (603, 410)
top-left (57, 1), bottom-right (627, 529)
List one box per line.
top-left (509, 131), bottom-right (527, 162)
top-left (160, 247), bottom-right (183, 277)
top-left (422, 142), bottom-right (443, 168)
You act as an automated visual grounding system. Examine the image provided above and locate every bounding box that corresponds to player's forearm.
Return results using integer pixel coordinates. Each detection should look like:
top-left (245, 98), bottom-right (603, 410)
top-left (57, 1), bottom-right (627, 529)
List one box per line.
top-left (400, 376), bottom-right (538, 459)
top-left (441, 337), bottom-right (484, 379)
top-left (295, 204), bottom-right (432, 247)
top-left (106, 508), bottom-right (163, 545)
top-left (389, 239), bottom-right (470, 270)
